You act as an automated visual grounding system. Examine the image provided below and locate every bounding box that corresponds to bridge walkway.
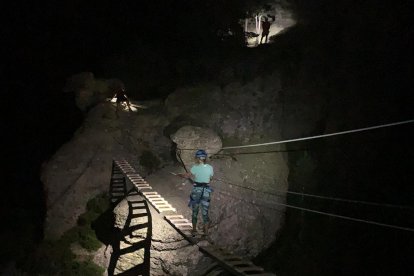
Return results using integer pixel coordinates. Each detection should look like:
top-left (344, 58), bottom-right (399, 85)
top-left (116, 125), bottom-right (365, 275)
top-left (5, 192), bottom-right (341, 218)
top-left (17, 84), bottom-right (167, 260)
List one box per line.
top-left (113, 159), bottom-right (275, 276)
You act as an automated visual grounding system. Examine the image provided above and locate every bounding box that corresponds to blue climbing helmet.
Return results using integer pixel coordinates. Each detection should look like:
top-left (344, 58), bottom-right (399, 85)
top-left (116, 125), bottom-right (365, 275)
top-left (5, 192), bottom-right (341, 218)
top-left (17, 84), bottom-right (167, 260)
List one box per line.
top-left (195, 149), bottom-right (207, 159)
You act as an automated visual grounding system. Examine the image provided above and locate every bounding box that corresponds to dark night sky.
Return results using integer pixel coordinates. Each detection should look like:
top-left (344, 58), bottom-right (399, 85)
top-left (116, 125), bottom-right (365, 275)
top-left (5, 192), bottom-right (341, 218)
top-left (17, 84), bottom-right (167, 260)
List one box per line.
top-left (3, 1), bottom-right (236, 145)
top-left (3, 0), bottom-right (255, 172)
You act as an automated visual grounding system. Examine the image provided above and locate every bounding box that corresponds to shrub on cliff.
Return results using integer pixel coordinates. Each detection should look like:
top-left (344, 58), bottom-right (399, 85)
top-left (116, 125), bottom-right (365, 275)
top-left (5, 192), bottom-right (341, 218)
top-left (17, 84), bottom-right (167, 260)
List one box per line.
top-left (17, 193), bottom-right (109, 275)
top-left (140, 150), bottom-right (161, 174)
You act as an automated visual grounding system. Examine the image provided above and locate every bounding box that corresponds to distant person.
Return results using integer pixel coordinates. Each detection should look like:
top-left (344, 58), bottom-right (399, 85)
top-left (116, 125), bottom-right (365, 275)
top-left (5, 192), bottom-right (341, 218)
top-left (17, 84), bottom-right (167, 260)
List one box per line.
top-left (112, 87), bottom-right (132, 116)
top-left (180, 149), bottom-right (214, 236)
top-left (260, 17), bottom-right (271, 44)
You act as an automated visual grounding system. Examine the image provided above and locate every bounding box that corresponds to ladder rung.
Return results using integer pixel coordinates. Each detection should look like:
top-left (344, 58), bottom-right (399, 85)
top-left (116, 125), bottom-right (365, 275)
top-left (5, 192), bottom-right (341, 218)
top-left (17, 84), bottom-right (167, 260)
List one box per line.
top-left (165, 215), bottom-right (184, 220)
top-left (174, 222), bottom-right (193, 227)
top-left (142, 192), bottom-right (158, 195)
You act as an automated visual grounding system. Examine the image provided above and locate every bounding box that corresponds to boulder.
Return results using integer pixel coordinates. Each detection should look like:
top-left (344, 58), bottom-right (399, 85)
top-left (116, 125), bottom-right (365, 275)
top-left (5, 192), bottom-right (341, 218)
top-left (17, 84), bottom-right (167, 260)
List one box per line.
top-left (64, 72), bottom-right (111, 111)
top-left (170, 126), bottom-right (222, 168)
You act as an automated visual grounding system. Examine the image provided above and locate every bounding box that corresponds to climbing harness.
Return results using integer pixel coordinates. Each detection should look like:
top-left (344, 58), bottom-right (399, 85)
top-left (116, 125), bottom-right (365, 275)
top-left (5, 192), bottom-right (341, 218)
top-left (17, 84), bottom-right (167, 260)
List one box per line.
top-left (188, 184), bottom-right (212, 208)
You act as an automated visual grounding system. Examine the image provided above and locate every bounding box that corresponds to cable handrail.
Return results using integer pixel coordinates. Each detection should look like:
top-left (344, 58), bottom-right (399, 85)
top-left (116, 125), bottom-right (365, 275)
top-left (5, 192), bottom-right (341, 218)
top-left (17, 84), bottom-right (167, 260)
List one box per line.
top-left (208, 179), bottom-right (414, 233)
top-left (212, 177), bottom-right (414, 210)
top-left (135, 119), bottom-right (413, 152)
top-left (274, 201), bottom-right (414, 233)
top-left (221, 119), bottom-right (414, 150)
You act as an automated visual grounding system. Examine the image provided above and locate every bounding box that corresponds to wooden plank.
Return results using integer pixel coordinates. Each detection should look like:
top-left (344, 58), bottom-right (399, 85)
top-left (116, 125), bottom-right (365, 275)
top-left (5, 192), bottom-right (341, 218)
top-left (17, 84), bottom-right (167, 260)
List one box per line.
top-left (145, 197), bottom-right (163, 201)
top-left (153, 202), bottom-right (170, 206)
top-left (142, 192), bottom-right (158, 195)
top-left (201, 263), bottom-right (222, 276)
top-left (156, 205), bottom-right (174, 209)
top-left (177, 226), bottom-right (193, 230)
top-left (226, 261), bottom-right (253, 266)
top-left (208, 270), bottom-right (223, 276)
top-left (136, 187), bottom-right (152, 190)
top-left (165, 215), bottom-right (184, 220)
top-left (197, 246), bottom-right (271, 276)
top-left (131, 179), bottom-right (147, 182)
top-left (169, 219), bottom-right (189, 223)
top-left (155, 208), bottom-right (176, 213)
top-left (134, 183), bottom-right (150, 186)
top-left (133, 181), bottom-right (148, 185)
top-left (121, 168), bottom-right (134, 171)
top-left (145, 195), bottom-right (162, 199)
top-left (155, 206), bottom-right (176, 211)
top-left (135, 186), bottom-right (152, 190)
top-left (174, 223), bottom-right (193, 227)
top-left (135, 184), bottom-right (151, 187)
top-left (129, 175), bottom-right (143, 178)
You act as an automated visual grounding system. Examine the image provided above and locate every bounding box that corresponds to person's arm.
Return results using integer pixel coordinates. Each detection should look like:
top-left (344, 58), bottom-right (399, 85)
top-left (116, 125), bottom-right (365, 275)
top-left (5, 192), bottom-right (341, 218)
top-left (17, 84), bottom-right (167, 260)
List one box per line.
top-left (124, 94), bottom-right (131, 104)
top-left (170, 171), bottom-right (193, 179)
top-left (178, 172), bottom-right (192, 178)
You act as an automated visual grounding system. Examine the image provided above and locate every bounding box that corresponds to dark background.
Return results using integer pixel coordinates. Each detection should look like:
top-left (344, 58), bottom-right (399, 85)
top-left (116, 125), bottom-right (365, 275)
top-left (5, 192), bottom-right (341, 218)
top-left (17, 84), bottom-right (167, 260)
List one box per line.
top-left (2, 0), bottom-right (414, 274)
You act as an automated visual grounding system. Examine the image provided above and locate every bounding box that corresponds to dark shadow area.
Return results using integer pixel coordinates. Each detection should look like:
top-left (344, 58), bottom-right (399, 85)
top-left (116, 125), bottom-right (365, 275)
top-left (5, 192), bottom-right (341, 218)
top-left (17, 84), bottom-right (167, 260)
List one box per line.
top-left (252, 1), bottom-right (414, 274)
top-left (12, 193), bottom-right (109, 275)
top-left (92, 208), bottom-right (116, 246)
top-left (256, 125), bottom-right (414, 276)
top-left (108, 190), bottom-right (152, 276)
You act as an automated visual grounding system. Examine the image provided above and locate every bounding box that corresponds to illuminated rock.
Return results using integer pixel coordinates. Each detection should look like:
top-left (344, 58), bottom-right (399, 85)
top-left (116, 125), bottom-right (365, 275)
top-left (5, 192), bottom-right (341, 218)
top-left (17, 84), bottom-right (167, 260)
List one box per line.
top-left (170, 126), bottom-right (222, 168)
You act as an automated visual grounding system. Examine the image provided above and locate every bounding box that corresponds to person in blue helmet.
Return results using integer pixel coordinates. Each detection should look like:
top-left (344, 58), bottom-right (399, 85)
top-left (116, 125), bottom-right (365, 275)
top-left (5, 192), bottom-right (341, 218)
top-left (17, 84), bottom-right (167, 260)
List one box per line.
top-left (180, 149), bottom-right (214, 236)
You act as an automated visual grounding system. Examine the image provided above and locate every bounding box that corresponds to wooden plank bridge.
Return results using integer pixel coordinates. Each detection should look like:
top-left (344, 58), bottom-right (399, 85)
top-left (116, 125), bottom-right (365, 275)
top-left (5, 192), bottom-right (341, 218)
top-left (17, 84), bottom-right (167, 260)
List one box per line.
top-left (111, 159), bottom-right (275, 276)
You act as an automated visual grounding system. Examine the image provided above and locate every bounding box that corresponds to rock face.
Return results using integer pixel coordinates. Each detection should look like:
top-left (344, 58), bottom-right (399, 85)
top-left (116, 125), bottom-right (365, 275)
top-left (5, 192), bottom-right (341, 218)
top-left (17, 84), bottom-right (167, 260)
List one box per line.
top-left (42, 69), bottom-right (325, 271)
top-left (170, 126), bottom-right (222, 168)
top-left (41, 101), bottom-right (173, 239)
top-left (161, 75), bottom-right (306, 257)
top-left (63, 72), bottom-right (113, 111)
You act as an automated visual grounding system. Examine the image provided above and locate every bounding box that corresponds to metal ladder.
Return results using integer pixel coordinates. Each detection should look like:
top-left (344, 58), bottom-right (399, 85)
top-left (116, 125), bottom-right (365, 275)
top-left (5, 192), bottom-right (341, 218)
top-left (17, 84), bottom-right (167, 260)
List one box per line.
top-left (110, 161), bottom-right (127, 204)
